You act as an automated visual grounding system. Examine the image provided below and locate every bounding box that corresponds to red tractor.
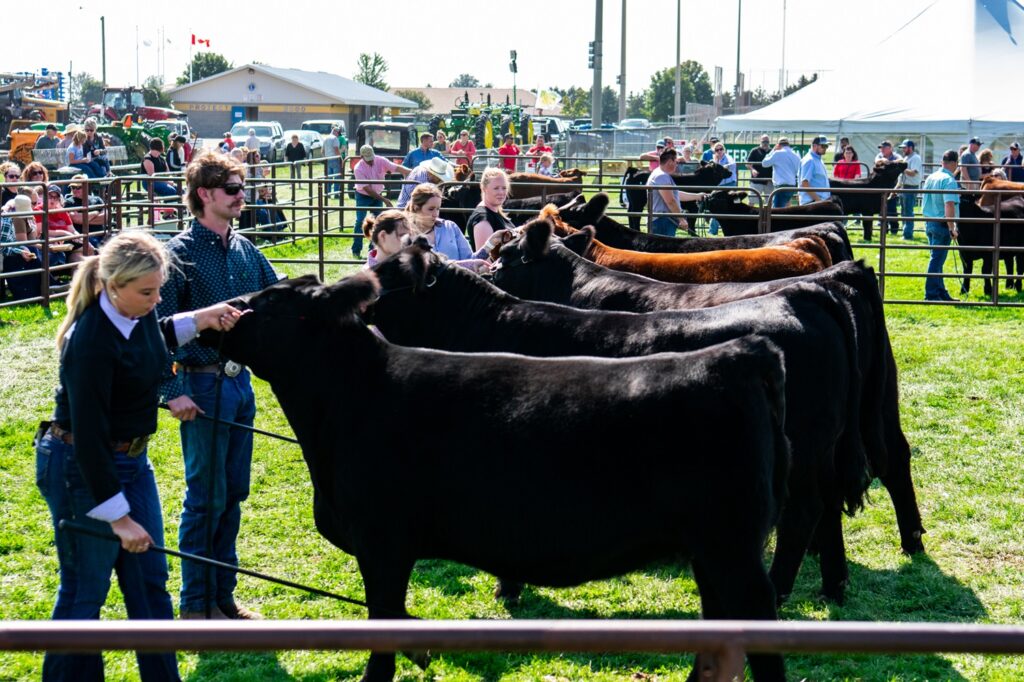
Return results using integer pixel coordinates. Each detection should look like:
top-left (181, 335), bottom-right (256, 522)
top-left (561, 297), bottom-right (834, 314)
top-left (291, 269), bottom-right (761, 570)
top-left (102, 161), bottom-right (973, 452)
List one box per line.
top-left (88, 86), bottom-right (185, 123)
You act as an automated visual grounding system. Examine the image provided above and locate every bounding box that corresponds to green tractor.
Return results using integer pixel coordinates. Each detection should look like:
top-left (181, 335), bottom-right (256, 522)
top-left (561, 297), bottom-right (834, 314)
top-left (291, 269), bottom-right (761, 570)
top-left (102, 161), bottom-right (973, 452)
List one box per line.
top-left (428, 92), bottom-right (533, 150)
top-left (95, 115), bottom-right (172, 165)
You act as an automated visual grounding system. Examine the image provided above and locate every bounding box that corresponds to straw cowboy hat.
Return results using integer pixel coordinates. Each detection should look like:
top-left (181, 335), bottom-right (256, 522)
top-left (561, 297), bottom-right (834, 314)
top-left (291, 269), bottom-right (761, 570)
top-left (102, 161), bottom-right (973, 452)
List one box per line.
top-left (419, 157), bottom-right (455, 182)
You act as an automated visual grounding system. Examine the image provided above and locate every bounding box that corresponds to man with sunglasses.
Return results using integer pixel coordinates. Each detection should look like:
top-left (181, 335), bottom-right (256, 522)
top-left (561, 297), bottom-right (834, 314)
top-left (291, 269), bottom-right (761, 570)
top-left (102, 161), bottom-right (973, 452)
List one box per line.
top-left (157, 151), bottom-right (279, 621)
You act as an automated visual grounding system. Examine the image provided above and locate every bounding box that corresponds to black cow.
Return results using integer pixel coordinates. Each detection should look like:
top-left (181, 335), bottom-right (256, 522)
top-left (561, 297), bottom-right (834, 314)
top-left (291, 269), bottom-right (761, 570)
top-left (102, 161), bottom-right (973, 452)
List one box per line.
top-left (704, 190), bottom-right (846, 237)
top-left (559, 193), bottom-right (855, 264)
top-left (372, 237), bottom-right (873, 603)
top-left (620, 163), bottom-right (732, 231)
top-left (957, 196), bottom-right (1024, 294)
top-left (828, 160), bottom-right (908, 241)
top-left (439, 182), bottom-right (580, 232)
top-left (204, 273), bottom-right (790, 682)
top-left (491, 225), bottom-right (925, 563)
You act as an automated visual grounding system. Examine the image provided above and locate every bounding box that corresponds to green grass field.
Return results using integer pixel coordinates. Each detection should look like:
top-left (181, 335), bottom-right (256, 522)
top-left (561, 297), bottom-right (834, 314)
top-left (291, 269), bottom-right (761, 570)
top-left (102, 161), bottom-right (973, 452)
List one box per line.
top-left (1, 205), bottom-right (1023, 681)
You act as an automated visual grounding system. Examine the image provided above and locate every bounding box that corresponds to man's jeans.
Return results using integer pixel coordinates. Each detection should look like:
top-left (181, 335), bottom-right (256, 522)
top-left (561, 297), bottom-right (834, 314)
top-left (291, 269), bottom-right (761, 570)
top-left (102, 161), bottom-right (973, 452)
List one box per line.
top-left (354, 193), bottom-right (384, 256)
top-left (178, 370), bottom-right (256, 614)
top-left (901, 189), bottom-right (918, 239)
top-left (326, 159), bottom-right (341, 198)
top-left (650, 215), bottom-right (678, 237)
top-left (925, 221), bottom-right (952, 299)
top-left (885, 195), bottom-right (900, 233)
top-left (772, 189), bottom-right (795, 209)
top-left (36, 434), bottom-right (179, 681)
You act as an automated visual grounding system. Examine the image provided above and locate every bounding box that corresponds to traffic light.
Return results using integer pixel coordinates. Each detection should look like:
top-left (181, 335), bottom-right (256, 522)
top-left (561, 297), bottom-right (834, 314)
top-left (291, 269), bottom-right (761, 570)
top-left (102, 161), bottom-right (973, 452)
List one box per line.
top-left (588, 41), bottom-right (596, 69)
top-left (509, 49), bottom-right (518, 74)
top-left (616, 74), bottom-right (622, 85)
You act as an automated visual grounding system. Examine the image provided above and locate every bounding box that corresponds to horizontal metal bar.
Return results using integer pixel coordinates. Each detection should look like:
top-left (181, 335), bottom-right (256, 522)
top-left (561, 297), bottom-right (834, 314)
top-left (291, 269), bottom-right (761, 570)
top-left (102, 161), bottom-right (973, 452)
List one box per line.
top-left (2, 620), bottom-right (1023, 655)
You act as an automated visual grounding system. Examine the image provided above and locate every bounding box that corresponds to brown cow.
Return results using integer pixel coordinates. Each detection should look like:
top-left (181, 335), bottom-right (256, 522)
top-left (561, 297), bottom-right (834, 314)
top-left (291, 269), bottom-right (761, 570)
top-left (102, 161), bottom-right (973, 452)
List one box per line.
top-left (508, 168), bottom-right (587, 199)
top-left (977, 176), bottom-right (1024, 207)
top-left (536, 202), bottom-right (832, 283)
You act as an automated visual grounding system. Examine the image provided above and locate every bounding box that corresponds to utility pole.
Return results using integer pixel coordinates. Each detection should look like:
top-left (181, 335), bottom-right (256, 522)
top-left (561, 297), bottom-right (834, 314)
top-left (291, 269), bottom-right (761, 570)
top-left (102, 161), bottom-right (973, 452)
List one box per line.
top-left (592, 0), bottom-right (603, 129)
top-left (136, 25), bottom-right (140, 87)
top-left (674, 0), bottom-right (681, 122)
top-left (779, 0), bottom-right (787, 96)
top-left (735, 0), bottom-right (743, 103)
top-left (618, 0), bottom-right (627, 121)
top-left (100, 16), bottom-right (107, 87)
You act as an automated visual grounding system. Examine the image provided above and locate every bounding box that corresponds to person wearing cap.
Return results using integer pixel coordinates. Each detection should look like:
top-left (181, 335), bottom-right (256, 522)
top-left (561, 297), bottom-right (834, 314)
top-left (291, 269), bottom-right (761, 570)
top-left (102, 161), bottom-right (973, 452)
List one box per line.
top-left (832, 137), bottom-right (851, 163)
top-left (397, 156), bottom-right (453, 211)
top-left (762, 137), bottom-right (802, 208)
top-left (354, 145), bottom-right (412, 259)
top-left (496, 133), bottom-right (521, 172)
top-left (402, 132), bottom-right (445, 169)
top-left (639, 139), bottom-right (667, 171)
top-left (35, 124), bottom-right (60, 151)
top-left (449, 129), bottom-right (477, 170)
top-left (899, 140), bottom-right (923, 239)
top-left (748, 135), bottom-right (774, 205)
top-left (874, 140), bottom-right (903, 234)
top-left (167, 136), bottom-right (186, 174)
top-left (65, 175), bottom-right (109, 234)
top-left (798, 136), bottom-right (832, 205)
top-left (59, 124), bottom-right (81, 150)
top-left (221, 131), bottom-right (235, 151)
top-left (33, 184), bottom-right (84, 264)
top-left (1, 195), bottom-right (44, 300)
top-left (701, 136), bottom-right (720, 163)
top-left (960, 138), bottom-right (983, 188)
top-left (321, 127), bottom-right (342, 198)
top-left (646, 148), bottom-right (708, 237)
top-left (920, 149), bottom-right (962, 301)
top-left (1000, 142), bottom-right (1024, 182)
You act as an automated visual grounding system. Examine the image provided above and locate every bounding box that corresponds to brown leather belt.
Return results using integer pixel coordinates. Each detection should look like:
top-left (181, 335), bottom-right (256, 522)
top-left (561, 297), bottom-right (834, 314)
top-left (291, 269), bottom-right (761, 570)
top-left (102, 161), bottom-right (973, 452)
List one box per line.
top-left (47, 423), bottom-right (150, 457)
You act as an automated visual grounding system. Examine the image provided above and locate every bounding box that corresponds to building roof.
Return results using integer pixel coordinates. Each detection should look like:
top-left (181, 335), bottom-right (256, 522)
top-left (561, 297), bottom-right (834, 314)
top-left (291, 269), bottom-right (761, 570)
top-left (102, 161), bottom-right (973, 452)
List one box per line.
top-left (390, 87), bottom-right (563, 116)
top-left (169, 63), bottom-right (416, 108)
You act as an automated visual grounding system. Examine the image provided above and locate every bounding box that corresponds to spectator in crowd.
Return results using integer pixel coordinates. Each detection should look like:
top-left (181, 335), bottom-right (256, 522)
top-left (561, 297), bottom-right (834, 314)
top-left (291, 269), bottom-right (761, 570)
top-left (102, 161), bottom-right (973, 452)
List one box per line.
top-left (363, 210), bottom-right (410, 268)
top-left (397, 157), bottom-right (454, 210)
top-left (959, 137), bottom-right (983, 188)
top-left (35, 123), bottom-right (60, 150)
top-left (67, 131), bottom-right (105, 179)
top-left (536, 152), bottom-right (559, 178)
top-left (402, 132), bottom-right (445, 168)
top-left (183, 132), bottom-right (195, 163)
top-left (708, 142), bottom-right (737, 235)
top-left (141, 138), bottom-right (178, 197)
top-left (2, 162), bottom-right (22, 206)
top-left (748, 134), bottom-right (774, 204)
top-left (1001, 142), bottom-right (1024, 181)
top-left (222, 131), bottom-right (235, 151)
top-left (527, 134), bottom-right (552, 170)
top-left (244, 128), bottom-right (259, 151)
top-left (34, 185), bottom-right (83, 262)
top-left (978, 148), bottom-right (996, 179)
top-left (467, 167), bottom-right (515, 250)
top-left (1, 195), bottom-right (42, 300)
top-left (701, 136), bottom-right (719, 163)
top-left (158, 150), bottom-right (280, 621)
top-left (82, 118), bottom-right (111, 177)
top-left (920, 149), bottom-right (961, 301)
top-left (37, 230), bottom-right (240, 680)
top-left (434, 130), bottom-right (449, 153)
top-left (833, 145), bottom-right (862, 179)
top-left (762, 137), bottom-right (802, 208)
top-left (639, 139), bottom-right (667, 171)
top-left (832, 137), bottom-right (850, 163)
top-left (321, 127), bottom-right (342, 198)
top-left (22, 162), bottom-right (50, 187)
top-left (449, 129), bottom-right (476, 169)
top-left (875, 140), bottom-right (903, 234)
top-left (58, 124), bottom-right (80, 151)
top-left (405, 183), bottom-right (478, 261)
top-left (64, 175), bottom-right (109, 234)
top-left (167, 136), bottom-right (186, 173)
top-left (646, 148), bottom-right (707, 238)
top-left (497, 134), bottom-right (520, 172)
top-left (899, 139), bottom-right (923, 239)
top-left (799, 135), bottom-right (832, 205)
top-left (662, 137), bottom-right (676, 151)
top-left (353, 145), bottom-right (412, 258)
top-left (677, 144), bottom-right (699, 173)
top-left (284, 134), bottom-right (307, 164)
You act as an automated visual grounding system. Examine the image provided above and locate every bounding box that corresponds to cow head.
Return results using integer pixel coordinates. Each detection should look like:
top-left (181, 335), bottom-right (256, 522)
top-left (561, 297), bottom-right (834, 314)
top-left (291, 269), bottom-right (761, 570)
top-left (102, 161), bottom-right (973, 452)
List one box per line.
top-left (201, 273), bottom-right (381, 380)
top-left (454, 164), bottom-right (474, 182)
top-left (558, 192), bottom-right (609, 230)
top-left (871, 160), bottom-right (909, 183)
top-left (705, 189), bottom-right (751, 213)
top-left (492, 218), bottom-right (593, 305)
top-left (559, 168), bottom-right (588, 180)
top-left (693, 161), bottom-right (732, 184)
top-left (367, 237), bottom-right (454, 342)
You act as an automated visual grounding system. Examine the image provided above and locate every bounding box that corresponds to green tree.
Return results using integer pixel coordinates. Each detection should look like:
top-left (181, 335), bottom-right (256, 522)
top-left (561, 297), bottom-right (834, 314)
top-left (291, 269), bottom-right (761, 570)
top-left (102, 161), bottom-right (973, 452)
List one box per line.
top-left (176, 52), bottom-right (232, 85)
top-left (557, 86), bottom-right (590, 119)
top-left (449, 74), bottom-right (480, 88)
top-left (784, 73), bottom-right (818, 97)
top-left (142, 75), bottom-right (174, 108)
top-left (680, 60), bottom-right (713, 104)
top-left (642, 60), bottom-right (714, 121)
top-left (625, 91), bottom-right (646, 118)
top-left (393, 89), bottom-right (432, 112)
top-left (601, 86), bottom-right (618, 124)
top-left (354, 53), bottom-right (389, 91)
top-left (69, 72), bottom-right (104, 107)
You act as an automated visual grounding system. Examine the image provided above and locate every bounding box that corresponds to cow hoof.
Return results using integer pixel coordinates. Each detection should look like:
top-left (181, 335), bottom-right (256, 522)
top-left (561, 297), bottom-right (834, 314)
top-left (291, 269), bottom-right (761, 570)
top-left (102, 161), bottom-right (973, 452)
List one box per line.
top-left (494, 579), bottom-right (524, 606)
top-left (401, 649), bottom-right (432, 671)
top-left (902, 530), bottom-right (926, 555)
top-left (820, 584), bottom-right (847, 605)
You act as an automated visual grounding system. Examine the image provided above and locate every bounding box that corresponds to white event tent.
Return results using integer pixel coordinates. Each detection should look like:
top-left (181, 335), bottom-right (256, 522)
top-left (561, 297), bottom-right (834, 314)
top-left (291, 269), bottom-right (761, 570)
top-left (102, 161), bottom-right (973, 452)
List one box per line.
top-left (716, 0), bottom-right (1024, 162)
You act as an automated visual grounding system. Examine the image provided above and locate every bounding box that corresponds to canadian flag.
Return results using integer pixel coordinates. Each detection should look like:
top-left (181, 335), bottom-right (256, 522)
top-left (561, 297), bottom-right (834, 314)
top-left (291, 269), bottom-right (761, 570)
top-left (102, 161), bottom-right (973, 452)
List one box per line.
top-left (191, 34), bottom-right (211, 47)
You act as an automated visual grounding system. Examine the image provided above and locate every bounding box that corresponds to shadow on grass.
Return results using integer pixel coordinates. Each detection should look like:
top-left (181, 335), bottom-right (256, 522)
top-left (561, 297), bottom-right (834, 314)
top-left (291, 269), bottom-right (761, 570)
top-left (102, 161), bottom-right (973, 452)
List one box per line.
top-left (187, 650), bottom-right (367, 682)
top-left (409, 558), bottom-right (480, 597)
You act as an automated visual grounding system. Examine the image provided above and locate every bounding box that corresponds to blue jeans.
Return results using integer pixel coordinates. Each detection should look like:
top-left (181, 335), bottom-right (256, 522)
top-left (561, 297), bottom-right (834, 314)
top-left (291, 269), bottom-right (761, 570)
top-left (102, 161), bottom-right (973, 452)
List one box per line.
top-left (73, 161), bottom-right (106, 178)
top-left (901, 190), bottom-right (917, 239)
top-left (772, 190), bottom-right (795, 209)
top-left (177, 370), bottom-right (256, 613)
top-left (925, 221), bottom-right (952, 299)
top-left (354, 193), bottom-right (383, 256)
top-left (886, 195), bottom-right (899, 233)
top-left (326, 159), bottom-right (341, 197)
top-left (143, 181), bottom-right (178, 197)
top-left (650, 216), bottom-right (678, 237)
top-left (36, 434), bottom-right (179, 681)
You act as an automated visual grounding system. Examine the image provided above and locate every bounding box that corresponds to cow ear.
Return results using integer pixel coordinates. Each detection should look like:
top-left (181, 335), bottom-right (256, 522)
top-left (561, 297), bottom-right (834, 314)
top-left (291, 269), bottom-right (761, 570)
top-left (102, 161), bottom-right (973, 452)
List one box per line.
top-left (324, 271), bottom-right (381, 317)
top-left (584, 193), bottom-right (609, 222)
top-left (400, 242), bottom-right (432, 293)
top-left (562, 225), bottom-right (594, 256)
top-left (522, 218), bottom-right (552, 259)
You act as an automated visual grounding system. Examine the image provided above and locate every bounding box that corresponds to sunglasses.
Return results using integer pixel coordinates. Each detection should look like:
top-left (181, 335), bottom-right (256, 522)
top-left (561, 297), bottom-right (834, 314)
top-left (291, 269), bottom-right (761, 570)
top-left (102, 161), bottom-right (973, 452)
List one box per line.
top-left (5, 173), bottom-right (19, 179)
top-left (30, 171), bottom-right (45, 177)
top-left (220, 183), bottom-right (245, 196)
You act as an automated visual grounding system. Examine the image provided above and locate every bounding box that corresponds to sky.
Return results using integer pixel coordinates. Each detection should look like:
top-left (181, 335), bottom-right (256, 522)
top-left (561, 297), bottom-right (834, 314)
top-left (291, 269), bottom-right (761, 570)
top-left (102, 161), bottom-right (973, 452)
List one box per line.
top-left (11, 0), bottom-right (935, 97)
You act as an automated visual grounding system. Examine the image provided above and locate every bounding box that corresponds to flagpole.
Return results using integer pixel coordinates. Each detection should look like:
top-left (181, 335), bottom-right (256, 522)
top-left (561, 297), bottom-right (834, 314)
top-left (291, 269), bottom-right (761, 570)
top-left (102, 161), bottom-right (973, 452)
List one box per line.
top-left (189, 31), bottom-right (193, 83)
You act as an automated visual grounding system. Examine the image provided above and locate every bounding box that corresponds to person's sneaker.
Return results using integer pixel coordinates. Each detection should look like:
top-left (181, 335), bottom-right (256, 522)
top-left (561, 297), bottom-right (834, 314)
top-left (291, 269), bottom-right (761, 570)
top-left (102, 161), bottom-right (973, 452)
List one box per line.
top-left (179, 605), bottom-right (229, 620)
top-left (218, 601), bottom-right (264, 620)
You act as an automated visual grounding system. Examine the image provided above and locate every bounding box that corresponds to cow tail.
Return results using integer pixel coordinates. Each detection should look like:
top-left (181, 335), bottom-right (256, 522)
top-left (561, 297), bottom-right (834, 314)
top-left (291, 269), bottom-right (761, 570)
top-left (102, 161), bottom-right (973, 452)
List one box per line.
top-left (754, 336), bottom-right (792, 529)
top-left (849, 263), bottom-right (892, 478)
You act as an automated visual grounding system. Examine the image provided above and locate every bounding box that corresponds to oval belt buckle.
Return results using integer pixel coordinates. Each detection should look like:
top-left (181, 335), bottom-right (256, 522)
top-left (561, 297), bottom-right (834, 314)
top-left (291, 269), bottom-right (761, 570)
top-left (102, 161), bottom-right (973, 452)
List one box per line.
top-left (127, 434), bottom-right (150, 458)
top-left (223, 360), bottom-right (243, 378)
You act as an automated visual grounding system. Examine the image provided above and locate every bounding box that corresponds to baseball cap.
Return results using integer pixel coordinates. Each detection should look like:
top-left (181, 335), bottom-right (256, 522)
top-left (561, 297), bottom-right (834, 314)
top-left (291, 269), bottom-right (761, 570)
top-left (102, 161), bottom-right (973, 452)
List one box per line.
top-left (969, 137), bottom-right (983, 145)
top-left (655, 140), bottom-right (666, 148)
top-left (1011, 141), bottom-right (1021, 150)
top-left (45, 123), bottom-right (57, 131)
top-left (811, 135), bottom-right (830, 146)
top-left (900, 139), bottom-right (915, 148)
top-left (46, 184), bottom-right (63, 195)
top-left (778, 136), bottom-right (790, 145)
top-left (878, 140), bottom-right (893, 148)
top-left (359, 144), bottom-right (375, 161)
top-left (708, 136), bottom-right (720, 143)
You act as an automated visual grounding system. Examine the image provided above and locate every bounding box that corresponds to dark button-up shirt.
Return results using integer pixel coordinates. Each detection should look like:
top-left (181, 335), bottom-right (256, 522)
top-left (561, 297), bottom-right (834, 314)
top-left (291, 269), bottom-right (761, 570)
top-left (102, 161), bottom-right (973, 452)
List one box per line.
top-left (157, 219), bottom-right (279, 400)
